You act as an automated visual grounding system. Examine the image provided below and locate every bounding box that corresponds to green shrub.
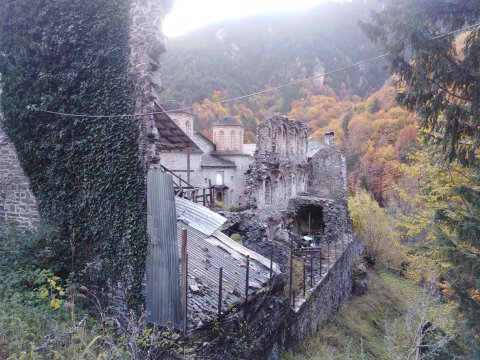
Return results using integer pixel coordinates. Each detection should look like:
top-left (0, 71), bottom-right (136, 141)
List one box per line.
top-left (231, 233), bottom-right (243, 245)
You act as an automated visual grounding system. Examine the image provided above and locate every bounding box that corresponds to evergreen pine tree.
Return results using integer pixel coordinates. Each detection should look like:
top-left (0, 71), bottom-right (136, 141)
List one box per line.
top-left (361, 0), bottom-right (480, 355)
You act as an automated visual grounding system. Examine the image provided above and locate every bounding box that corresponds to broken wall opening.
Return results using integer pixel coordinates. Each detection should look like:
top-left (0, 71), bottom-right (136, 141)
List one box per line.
top-left (295, 205), bottom-right (325, 236)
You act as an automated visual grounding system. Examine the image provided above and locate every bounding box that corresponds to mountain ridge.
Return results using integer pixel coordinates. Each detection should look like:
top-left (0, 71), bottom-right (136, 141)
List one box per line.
top-left (160, 0), bottom-right (389, 108)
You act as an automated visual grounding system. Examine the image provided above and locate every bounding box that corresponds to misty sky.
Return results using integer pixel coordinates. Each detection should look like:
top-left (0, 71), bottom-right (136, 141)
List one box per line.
top-left (163, 0), bottom-right (344, 37)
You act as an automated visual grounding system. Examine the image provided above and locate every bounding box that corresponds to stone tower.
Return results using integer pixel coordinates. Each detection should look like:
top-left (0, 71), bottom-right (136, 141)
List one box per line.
top-left (212, 116), bottom-right (244, 152)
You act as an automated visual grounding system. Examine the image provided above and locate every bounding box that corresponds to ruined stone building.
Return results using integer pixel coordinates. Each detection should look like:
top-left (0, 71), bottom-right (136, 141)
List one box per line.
top-left (245, 115), bottom-right (310, 209)
top-left (159, 103), bottom-right (255, 208)
top-left (236, 114), bottom-right (350, 269)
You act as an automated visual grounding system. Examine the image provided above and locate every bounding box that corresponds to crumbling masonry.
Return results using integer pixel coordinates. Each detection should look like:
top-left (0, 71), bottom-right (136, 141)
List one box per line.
top-left (245, 115), bottom-right (310, 209)
top-left (237, 115), bottom-right (350, 269)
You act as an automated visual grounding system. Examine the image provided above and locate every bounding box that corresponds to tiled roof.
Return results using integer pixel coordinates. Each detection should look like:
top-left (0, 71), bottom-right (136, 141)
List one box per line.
top-left (214, 116), bottom-right (242, 127)
top-left (201, 154), bottom-right (236, 168)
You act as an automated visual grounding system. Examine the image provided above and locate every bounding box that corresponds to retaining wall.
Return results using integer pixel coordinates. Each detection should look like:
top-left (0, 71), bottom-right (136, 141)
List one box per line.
top-left (200, 237), bottom-right (363, 359)
top-left (0, 127), bottom-right (38, 229)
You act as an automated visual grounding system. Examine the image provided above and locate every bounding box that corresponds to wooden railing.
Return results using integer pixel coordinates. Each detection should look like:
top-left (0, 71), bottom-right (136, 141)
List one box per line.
top-left (161, 165), bottom-right (214, 207)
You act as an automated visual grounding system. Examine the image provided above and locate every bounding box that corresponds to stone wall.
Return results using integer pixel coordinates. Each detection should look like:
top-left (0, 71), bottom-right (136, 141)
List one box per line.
top-left (309, 134), bottom-right (348, 205)
top-left (130, 0), bottom-right (173, 168)
top-left (0, 127), bottom-right (38, 229)
top-left (217, 154), bottom-right (253, 207)
top-left (288, 237), bottom-right (363, 345)
top-left (197, 237), bottom-right (363, 359)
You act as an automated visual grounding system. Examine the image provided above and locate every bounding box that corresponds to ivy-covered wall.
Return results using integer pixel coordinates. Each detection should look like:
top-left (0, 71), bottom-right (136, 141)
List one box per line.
top-left (0, 0), bottom-right (148, 307)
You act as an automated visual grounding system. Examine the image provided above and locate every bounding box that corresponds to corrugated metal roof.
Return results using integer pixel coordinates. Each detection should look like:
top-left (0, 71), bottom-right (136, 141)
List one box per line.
top-left (208, 230), bottom-right (281, 274)
top-left (175, 196), bottom-right (226, 236)
top-left (146, 171), bottom-right (183, 329)
top-left (174, 197), bottom-right (281, 328)
top-left (177, 223), bottom-right (280, 328)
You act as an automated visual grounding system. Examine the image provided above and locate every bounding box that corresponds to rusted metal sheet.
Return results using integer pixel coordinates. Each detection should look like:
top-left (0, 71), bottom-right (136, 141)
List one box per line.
top-left (146, 170), bottom-right (183, 329)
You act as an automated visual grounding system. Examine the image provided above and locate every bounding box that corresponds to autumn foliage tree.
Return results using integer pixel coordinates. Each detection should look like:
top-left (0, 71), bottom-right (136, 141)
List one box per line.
top-left (362, 0), bottom-right (480, 354)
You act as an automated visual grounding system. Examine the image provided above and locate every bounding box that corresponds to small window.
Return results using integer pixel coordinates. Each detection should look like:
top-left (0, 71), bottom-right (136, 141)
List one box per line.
top-left (204, 178), bottom-right (208, 183)
top-left (231, 176), bottom-right (234, 180)
top-left (216, 171), bottom-right (224, 185)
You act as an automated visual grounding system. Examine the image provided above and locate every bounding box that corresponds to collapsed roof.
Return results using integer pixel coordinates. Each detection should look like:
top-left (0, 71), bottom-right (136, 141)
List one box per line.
top-left (175, 196), bottom-right (281, 328)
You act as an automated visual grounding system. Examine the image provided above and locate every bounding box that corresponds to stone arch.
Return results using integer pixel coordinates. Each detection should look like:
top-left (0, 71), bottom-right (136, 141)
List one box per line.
top-left (265, 176), bottom-right (272, 205)
top-left (302, 131), bottom-right (308, 153)
top-left (267, 126), bottom-right (272, 151)
top-left (216, 190), bottom-right (224, 203)
top-left (282, 124), bottom-right (288, 155)
top-left (293, 128), bottom-right (299, 155)
top-left (291, 173), bottom-right (297, 197)
top-left (276, 173), bottom-right (286, 201)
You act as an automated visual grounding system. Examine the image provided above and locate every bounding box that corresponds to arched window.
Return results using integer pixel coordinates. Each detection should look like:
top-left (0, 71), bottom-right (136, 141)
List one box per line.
top-left (218, 130), bottom-right (225, 149)
top-left (265, 177), bottom-right (272, 205)
top-left (230, 130), bottom-right (235, 149)
top-left (291, 173), bottom-right (296, 197)
top-left (277, 174), bottom-right (286, 201)
top-left (282, 124), bottom-right (288, 155)
top-left (185, 120), bottom-right (192, 137)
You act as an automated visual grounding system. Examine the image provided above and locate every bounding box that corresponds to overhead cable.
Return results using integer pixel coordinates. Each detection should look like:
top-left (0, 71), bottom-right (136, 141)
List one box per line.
top-left (32, 22), bottom-right (480, 119)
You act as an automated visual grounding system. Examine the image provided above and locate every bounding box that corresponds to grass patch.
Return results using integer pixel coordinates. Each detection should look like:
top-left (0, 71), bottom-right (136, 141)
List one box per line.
top-left (231, 233), bottom-right (243, 245)
top-left (282, 269), bottom-right (423, 360)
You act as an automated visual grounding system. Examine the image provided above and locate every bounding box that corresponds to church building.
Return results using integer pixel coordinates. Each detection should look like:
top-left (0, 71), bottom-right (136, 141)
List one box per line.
top-left (159, 101), bottom-right (255, 209)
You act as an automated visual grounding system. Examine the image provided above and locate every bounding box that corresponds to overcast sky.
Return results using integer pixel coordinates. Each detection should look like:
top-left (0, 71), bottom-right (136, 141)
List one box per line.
top-left (163, 0), bottom-right (344, 37)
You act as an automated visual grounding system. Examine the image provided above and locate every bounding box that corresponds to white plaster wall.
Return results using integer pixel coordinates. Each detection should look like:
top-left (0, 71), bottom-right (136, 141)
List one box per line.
top-left (160, 152), bottom-right (203, 185)
top-left (216, 154), bottom-right (253, 208)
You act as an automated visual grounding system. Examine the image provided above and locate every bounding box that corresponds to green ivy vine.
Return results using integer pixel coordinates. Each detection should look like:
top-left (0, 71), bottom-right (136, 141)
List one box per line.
top-left (0, 0), bottom-right (147, 309)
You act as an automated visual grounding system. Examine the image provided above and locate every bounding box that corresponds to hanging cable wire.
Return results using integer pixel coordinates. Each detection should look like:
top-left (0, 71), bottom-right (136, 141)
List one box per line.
top-left (32, 22), bottom-right (480, 119)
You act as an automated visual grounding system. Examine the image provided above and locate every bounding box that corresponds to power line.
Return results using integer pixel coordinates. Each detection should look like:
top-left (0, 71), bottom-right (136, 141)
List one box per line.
top-left (33, 22), bottom-right (480, 119)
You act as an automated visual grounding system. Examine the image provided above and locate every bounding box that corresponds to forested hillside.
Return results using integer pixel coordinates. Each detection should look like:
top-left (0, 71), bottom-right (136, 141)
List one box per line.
top-left (160, 0), bottom-right (388, 108)
top-left (161, 1), bottom-right (480, 355)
